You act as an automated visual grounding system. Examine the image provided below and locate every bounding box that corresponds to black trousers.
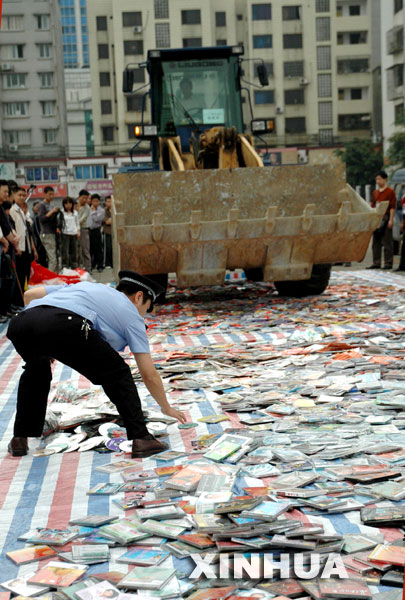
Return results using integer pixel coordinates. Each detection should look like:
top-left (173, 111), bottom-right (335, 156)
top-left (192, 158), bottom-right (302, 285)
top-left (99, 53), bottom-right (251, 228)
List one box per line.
top-left (104, 233), bottom-right (112, 267)
top-left (12, 251), bottom-right (31, 307)
top-left (7, 306), bottom-right (149, 440)
top-left (90, 228), bottom-right (103, 269)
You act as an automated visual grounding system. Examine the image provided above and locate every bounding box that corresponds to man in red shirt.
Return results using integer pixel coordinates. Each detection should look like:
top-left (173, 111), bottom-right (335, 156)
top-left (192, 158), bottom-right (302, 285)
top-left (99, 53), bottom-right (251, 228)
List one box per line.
top-left (367, 171), bottom-right (396, 270)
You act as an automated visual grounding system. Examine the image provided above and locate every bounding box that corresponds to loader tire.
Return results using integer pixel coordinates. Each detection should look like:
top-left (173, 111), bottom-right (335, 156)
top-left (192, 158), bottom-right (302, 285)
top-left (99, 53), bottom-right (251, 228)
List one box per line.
top-left (274, 264), bottom-right (332, 297)
top-left (244, 268), bottom-right (264, 282)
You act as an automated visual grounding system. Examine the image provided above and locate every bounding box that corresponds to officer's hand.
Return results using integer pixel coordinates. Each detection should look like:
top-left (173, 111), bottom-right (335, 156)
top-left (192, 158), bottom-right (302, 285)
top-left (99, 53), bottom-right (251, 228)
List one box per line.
top-left (162, 406), bottom-right (187, 424)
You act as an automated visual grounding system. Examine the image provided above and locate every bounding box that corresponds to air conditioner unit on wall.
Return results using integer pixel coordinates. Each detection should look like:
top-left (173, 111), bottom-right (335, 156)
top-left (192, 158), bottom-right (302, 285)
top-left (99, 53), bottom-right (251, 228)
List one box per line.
top-left (276, 107), bottom-right (284, 114)
top-left (298, 149), bottom-right (308, 164)
top-left (16, 168), bottom-right (24, 176)
top-left (299, 78), bottom-right (309, 86)
top-left (133, 26), bottom-right (142, 34)
top-left (9, 144), bottom-right (19, 152)
top-left (1, 64), bottom-right (14, 72)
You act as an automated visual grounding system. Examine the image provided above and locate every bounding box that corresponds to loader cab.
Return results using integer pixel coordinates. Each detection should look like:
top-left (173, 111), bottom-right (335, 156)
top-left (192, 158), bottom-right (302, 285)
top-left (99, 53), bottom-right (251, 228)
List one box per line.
top-left (147, 46), bottom-right (244, 154)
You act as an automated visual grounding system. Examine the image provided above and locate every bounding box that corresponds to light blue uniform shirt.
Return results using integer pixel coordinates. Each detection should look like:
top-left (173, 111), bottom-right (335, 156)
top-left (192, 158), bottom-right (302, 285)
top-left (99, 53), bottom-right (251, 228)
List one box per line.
top-left (26, 282), bottom-right (150, 354)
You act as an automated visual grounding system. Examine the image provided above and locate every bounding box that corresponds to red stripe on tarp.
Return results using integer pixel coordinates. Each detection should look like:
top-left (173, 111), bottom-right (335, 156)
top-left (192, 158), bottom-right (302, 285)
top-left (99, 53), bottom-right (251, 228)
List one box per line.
top-left (0, 458), bottom-right (22, 510)
top-left (46, 453), bottom-right (81, 528)
top-left (0, 355), bottom-right (21, 394)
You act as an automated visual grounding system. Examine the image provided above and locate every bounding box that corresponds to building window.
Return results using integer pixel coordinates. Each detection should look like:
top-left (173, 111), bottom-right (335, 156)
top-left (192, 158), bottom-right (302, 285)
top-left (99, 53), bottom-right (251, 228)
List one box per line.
top-left (74, 165), bottom-right (106, 179)
top-left (284, 61), bottom-right (304, 77)
top-left (38, 43), bottom-right (52, 58)
top-left (337, 58), bottom-right (369, 74)
top-left (126, 95), bottom-right (144, 112)
top-left (393, 64), bottom-right (404, 87)
top-left (2, 15), bottom-right (24, 31)
top-left (285, 117), bottom-right (306, 133)
top-left (282, 6), bottom-right (301, 20)
top-left (284, 89), bottom-right (305, 104)
top-left (154, 0), bottom-right (169, 19)
top-left (102, 126), bottom-right (115, 142)
top-left (41, 101), bottom-right (56, 116)
top-left (338, 31), bottom-right (367, 44)
top-left (98, 44), bottom-right (109, 59)
top-left (183, 38), bottom-right (202, 48)
top-left (318, 73), bottom-right (332, 97)
top-left (338, 114), bottom-right (370, 130)
top-left (26, 166), bottom-right (58, 182)
top-left (124, 40), bottom-right (144, 55)
top-left (3, 102), bottom-right (29, 118)
top-left (319, 129), bottom-right (333, 145)
top-left (252, 4), bottom-right (272, 20)
top-left (254, 90), bottom-right (274, 104)
top-left (216, 39), bottom-right (227, 46)
top-left (317, 46), bottom-right (331, 70)
top-left (253, 35), bottom-right (272, 49)
top-left (349, 5), bottom-right (361, 16)
top-left (283, 34), bottom-right (303, 49)
top-left (316, 17), bottom-right (330, 41)
top-left (318, 101), bottom-right (333, 125)
top-left (181, 10), bottom-right (201, 25)
top-left (39, 72), bottom-right (54, 88)
top-left (122, 12), bottom-right (142, 27)
top-left (255, 62), bottom-right (273, 78)
top-left (4, 130), bottom-right (31, 146)
top-left (36, 14), bottom-right (50, 30)
top-left (8, 44), bottom-right (24, 59)
top-left (395, 103), bottom-right (404, 123)
top-left (3, 73), bottom-right (26, 89)
top-left (96, 16), bottom-right (108, 31)
top-left (101, 100), bottom-right (112, 115)
top-left (216, 12), bottom-right (226, 27)
top-left (155, 22), bottom-right (170, 48)
top-left (43, 129), bottom-right (57, 145)
top-left (316, 0), bottom-right (330, 11)
top-left (394, 0), bottom-right (403, 13)
top-left (350, 88), bottom-right (363, 100)
top-left (99, 72), bottom-right (111, 87)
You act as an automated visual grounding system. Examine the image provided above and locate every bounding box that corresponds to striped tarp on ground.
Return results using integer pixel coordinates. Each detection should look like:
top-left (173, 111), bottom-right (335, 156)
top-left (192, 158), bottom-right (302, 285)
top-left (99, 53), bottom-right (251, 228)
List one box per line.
top-left (0, 271), bottom-right (403, 587)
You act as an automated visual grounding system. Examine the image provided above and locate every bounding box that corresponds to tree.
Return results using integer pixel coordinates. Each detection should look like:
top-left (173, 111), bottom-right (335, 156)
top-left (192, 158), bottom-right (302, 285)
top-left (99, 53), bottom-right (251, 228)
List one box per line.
top-left (335, 139), bottom-right (383, 188)
top-left (387, 113), bottom-right (405, 168)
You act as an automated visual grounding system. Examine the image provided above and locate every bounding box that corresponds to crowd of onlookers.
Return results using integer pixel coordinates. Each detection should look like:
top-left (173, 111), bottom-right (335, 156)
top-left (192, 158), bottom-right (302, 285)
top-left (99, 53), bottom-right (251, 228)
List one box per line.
top-left (0, 180), bottom-right (113, 323)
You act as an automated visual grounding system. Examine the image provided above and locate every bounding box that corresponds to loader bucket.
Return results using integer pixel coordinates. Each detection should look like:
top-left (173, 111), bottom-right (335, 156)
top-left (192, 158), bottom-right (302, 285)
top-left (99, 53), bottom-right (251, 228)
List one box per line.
top-left (112, 164), bottom-right (386, 288)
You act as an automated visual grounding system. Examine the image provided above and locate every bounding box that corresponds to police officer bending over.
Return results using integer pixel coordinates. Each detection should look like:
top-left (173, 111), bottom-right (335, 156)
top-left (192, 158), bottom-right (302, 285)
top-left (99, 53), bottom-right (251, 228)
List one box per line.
top-left (7, 271), bottom-right (186, 458)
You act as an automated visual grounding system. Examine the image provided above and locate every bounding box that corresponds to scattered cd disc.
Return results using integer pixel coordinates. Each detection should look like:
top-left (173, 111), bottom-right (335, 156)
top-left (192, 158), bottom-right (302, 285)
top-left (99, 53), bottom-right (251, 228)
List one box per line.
top-left (178, 423), bottom-right (199, 429)
top-left (147, 422), bottom-right (167, 433)
top-left (68, 432), bottom-right (87, 444)
top-left (99, 422), bottom-right (127, 439)
top-left (64, 441), bottom-right (81, 453)
top-left (32, 448), bottom-right (56, 457)
top-left (78, 436), bottom-right (106, 452)
top-left (46, 441), bottom-right (69, 453)
top-left (119, 440), bottom-right (133, 453)
top-left (106, 437), bottom-right (127, 452)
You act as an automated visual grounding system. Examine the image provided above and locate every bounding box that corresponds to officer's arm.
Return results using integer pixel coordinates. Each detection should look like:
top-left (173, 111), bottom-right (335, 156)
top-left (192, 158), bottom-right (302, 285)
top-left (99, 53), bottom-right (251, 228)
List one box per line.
top-left (24, 286), bottom-right (47, 306)
top-left (134, 353), bottom-right (187, 424)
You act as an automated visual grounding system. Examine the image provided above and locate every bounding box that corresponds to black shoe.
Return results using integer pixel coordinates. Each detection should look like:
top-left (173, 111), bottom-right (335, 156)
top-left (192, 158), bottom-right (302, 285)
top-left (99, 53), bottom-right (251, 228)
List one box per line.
top-left (10, 305), bottom-right (23, 313)
top-left (131, 435), bottom-right (169, 458)
top-left (97, 267), bottom-right (104, 272)
top-left (8, 437), bottom-right (28, 457)
top-left (394, 267), bottom-right (405, 272)
top-left (382, 265), bottom-right (392, 270)
top-left (366, 265), bottom-right (380, 269)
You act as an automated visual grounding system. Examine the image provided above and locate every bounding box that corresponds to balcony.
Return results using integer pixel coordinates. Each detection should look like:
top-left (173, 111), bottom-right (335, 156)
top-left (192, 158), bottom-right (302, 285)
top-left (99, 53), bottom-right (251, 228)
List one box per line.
top-left (387, 26), bottom-right (404, 55)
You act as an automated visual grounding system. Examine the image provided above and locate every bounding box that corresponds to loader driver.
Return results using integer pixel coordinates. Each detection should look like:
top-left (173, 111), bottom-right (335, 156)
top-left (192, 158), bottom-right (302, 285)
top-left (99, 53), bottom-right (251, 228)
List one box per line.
top-left (6, 271), bottom-right (187, 458)
top-left (176, 77), bottom-right (205, 122)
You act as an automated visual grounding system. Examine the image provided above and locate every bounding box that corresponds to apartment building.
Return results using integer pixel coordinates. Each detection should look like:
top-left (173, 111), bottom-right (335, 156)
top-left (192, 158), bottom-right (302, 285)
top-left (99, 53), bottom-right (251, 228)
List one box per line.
top-left (0, 0), bottom-right (68, 159)
top-left (381, 0), bottom-right (405, 153)
top-left (86, 0), bottom-right (374, 153)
